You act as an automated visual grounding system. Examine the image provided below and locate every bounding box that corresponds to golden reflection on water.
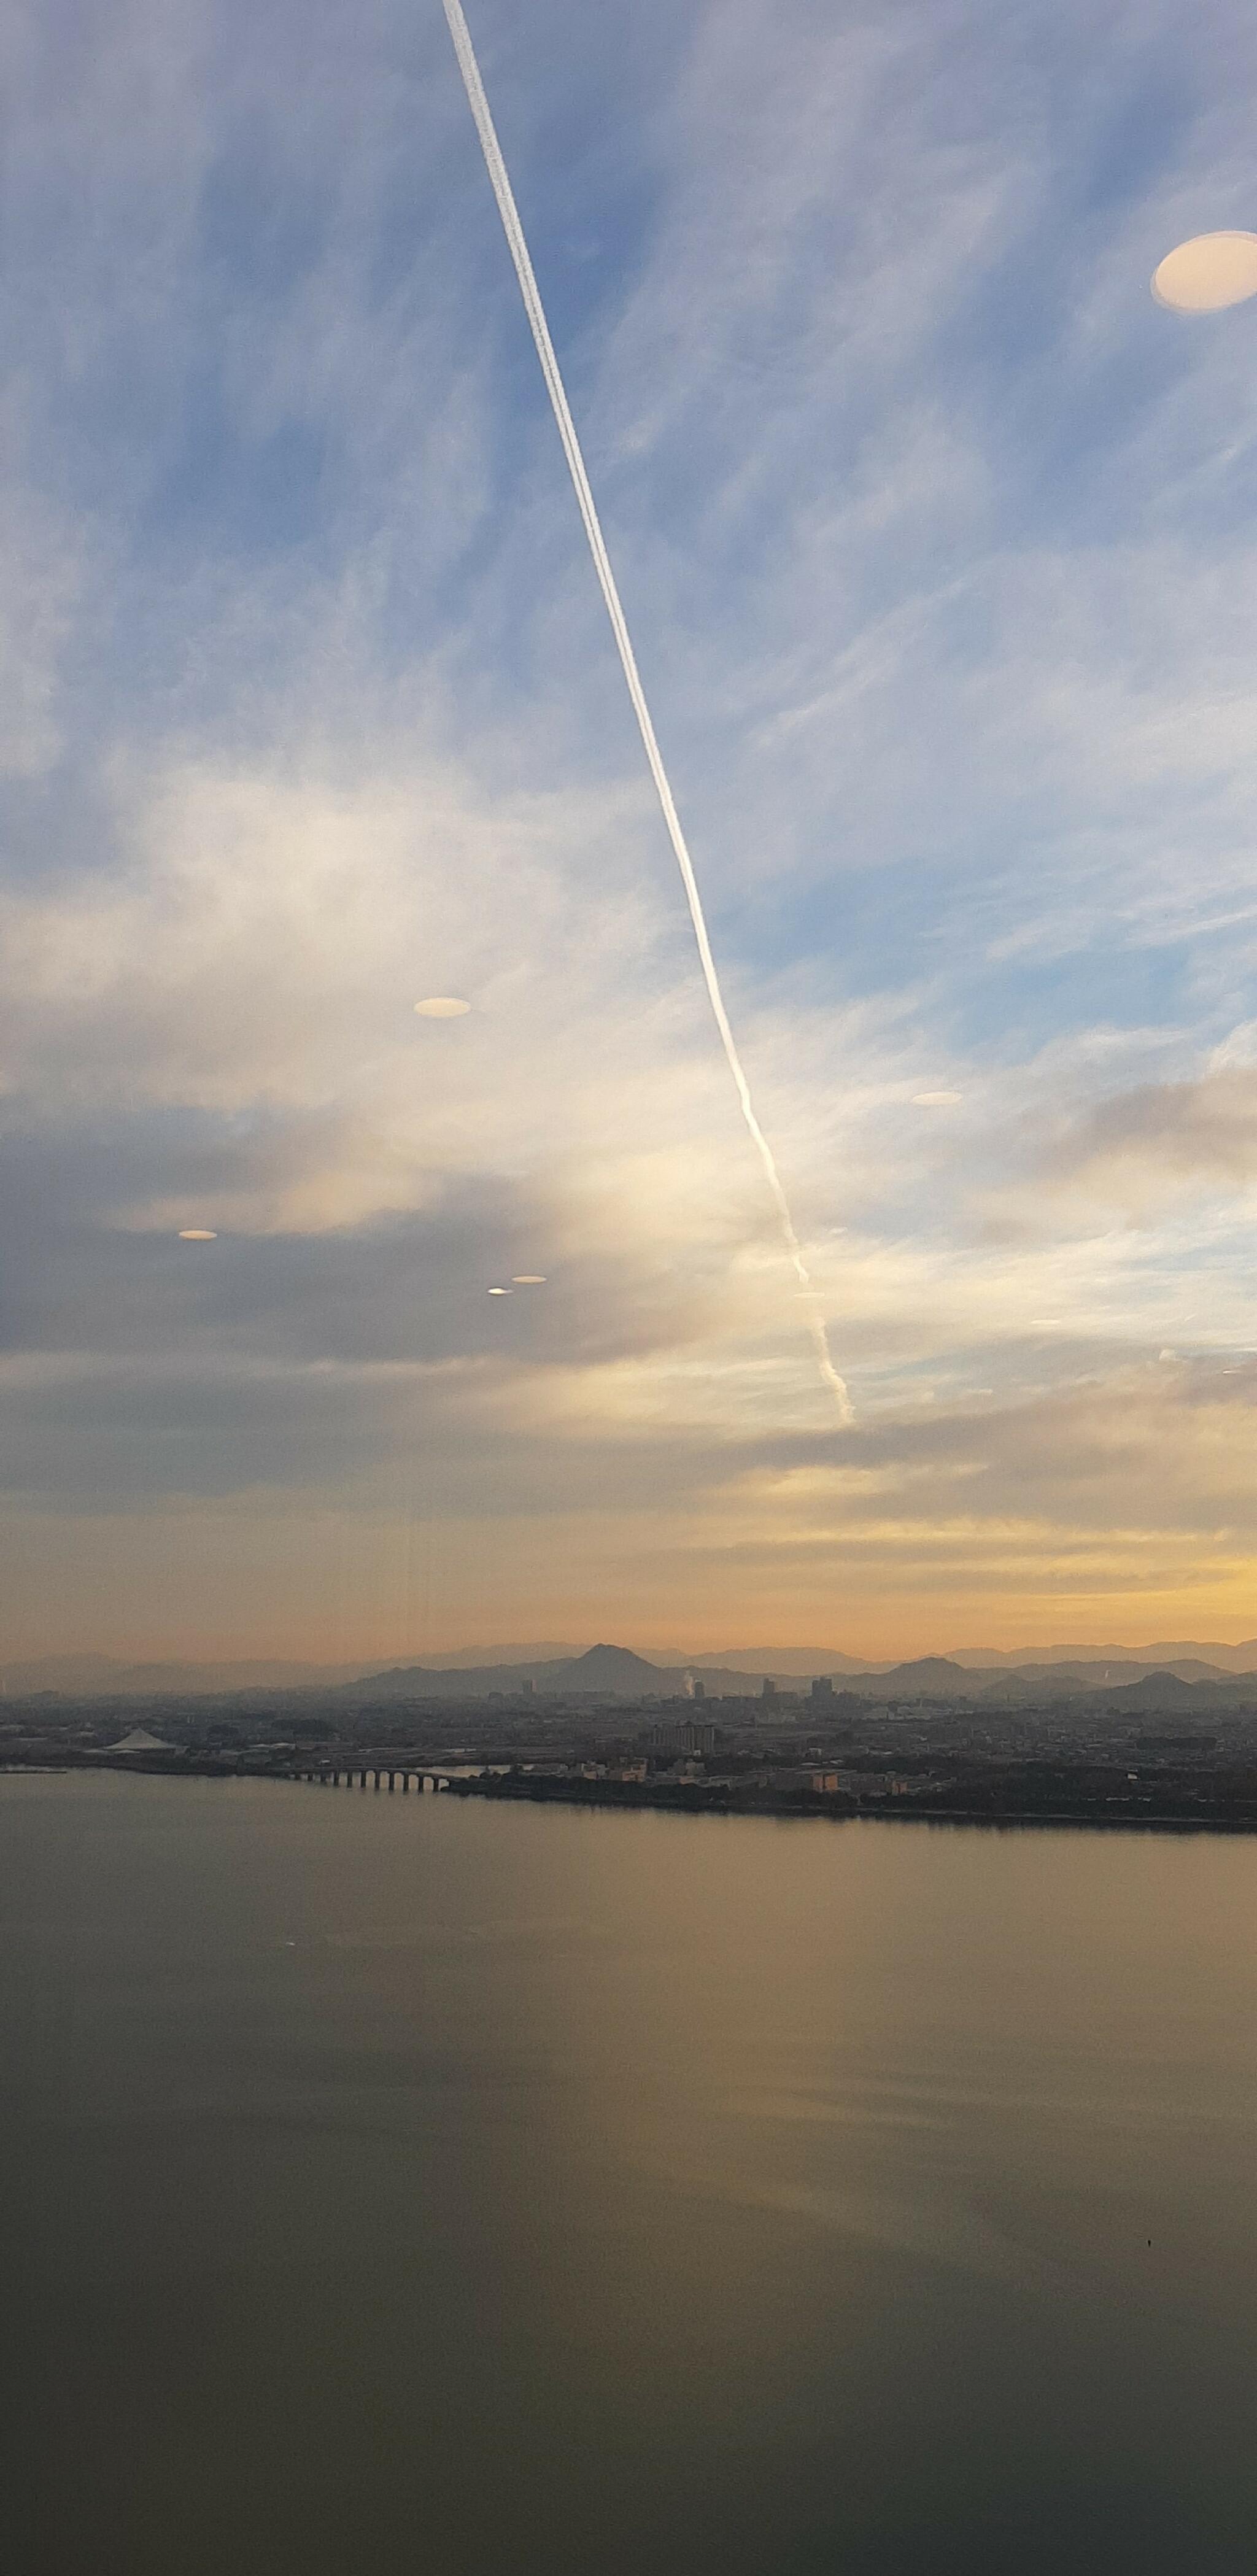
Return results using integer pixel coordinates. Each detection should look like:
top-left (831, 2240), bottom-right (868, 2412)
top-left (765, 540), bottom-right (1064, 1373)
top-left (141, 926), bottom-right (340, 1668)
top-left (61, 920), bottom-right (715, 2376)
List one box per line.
top-left (3, 1780), bottom-right (1256, 2576)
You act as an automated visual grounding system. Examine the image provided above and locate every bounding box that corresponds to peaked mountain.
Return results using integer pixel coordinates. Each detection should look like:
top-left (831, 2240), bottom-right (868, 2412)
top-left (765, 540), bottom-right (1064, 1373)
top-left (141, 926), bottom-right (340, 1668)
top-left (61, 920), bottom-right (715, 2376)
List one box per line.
top-left (342, 1642), bottom-right (683, 1701)
top-left (557, 1644), bottom-right (667, 1690)
top-left (1100, 1669), bottom-right (1223, 1711)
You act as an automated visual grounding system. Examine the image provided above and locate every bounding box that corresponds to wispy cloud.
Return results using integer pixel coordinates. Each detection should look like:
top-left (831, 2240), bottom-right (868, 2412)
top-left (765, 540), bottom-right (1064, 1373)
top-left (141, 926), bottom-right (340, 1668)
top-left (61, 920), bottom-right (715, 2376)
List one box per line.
top-left (2, 0), bottom-right (1257, 1650)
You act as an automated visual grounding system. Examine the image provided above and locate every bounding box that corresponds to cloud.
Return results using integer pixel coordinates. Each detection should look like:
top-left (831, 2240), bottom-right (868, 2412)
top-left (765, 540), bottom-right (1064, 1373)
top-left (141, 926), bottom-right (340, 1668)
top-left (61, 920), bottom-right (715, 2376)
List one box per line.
top-left (1029, 1070), bottom-right (1257, 1213)
top-left (3, 0), bottom-right (1257, 1649)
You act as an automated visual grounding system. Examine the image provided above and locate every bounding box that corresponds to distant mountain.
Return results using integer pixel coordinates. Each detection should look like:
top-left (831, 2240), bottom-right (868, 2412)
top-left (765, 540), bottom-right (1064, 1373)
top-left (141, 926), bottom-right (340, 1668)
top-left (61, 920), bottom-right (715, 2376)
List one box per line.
top-left (971, 1658), bottom-right (1232, 1696)
top-left (656, 1639), bottom-right (1257, 1679)
top-left (559, 1644), bottom-right (667, 1690)
top-left (411, 1642), bottom-right (584, 1670)
top-left (673, 1648), bottom-right (878, 1677)
top-left (1099, 1669), bottom-right (1231, 1711)
top-left (9, 1634), bottom-right (1257, 1703)
top-left (0, 1654), bottom-right (400, 1699)
top-left (952, 1640), bottom-right (1257, 1673)
top-left (816, 1657), bottom-right (977, 1702)
top-left (338, 1647), bottom-right (1257, 1713)
top-left (341, 1642), bottom-right (778, 1703)
top-left (1141, 1639), bottom-right (1257, 1674)
top-left (343, 1642), bottom-right (678, 1703)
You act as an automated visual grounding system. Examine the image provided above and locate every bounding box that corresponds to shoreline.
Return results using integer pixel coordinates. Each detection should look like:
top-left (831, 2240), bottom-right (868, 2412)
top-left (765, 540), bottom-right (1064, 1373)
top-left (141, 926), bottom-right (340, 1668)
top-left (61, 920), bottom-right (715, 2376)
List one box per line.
top-left (8, 1757), bottom-right (1253, 1835)
top-left (443, 1773), bottom-right (1257, 1835)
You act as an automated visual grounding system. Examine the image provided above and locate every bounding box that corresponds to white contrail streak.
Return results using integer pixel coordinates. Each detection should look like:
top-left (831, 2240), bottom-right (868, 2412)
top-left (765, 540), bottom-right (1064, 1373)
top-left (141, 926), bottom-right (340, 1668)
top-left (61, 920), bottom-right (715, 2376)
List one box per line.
top-left (441, 0), bottom-right (851, 1423)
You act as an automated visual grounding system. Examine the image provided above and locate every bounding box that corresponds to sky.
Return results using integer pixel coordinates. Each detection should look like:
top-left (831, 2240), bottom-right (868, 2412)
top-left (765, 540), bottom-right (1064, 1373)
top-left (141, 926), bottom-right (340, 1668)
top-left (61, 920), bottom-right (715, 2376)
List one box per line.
top-left (4, 0), bottom-right (1257, 1661)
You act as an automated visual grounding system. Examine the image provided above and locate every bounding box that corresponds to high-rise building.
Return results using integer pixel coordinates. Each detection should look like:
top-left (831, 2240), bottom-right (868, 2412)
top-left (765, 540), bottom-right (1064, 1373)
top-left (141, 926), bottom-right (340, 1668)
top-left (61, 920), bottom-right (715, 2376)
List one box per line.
top-left (648, 1718), bottom-right (716, 1758)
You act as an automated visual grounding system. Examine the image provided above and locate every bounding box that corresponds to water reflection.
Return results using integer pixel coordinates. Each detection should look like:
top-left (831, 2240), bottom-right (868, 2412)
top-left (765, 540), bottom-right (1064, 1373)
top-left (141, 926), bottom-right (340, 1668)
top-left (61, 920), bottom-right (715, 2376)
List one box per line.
top-left (2, 1777), bottom-right (1255, 2575)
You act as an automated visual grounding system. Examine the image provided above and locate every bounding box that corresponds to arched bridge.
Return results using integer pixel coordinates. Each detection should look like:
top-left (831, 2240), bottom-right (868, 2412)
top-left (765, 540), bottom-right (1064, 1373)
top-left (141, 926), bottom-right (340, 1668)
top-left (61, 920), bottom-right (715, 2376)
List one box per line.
top-left (288, 1765), bottom-right (455, 1793)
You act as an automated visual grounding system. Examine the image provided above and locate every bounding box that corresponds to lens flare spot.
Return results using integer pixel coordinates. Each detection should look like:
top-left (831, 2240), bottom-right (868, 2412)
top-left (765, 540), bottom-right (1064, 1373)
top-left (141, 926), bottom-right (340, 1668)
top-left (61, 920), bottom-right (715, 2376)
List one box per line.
top-left (1152, 232), bottom-right (1257, 312)
top-left (511, 1274), bottom-right (546, 1285)
top-left (487, 1285), bottom-right (512, 1295)
top-left (415, 997), bottom-right (471, 1018)
top-left (177, 1229), bottom-right (217, 1241)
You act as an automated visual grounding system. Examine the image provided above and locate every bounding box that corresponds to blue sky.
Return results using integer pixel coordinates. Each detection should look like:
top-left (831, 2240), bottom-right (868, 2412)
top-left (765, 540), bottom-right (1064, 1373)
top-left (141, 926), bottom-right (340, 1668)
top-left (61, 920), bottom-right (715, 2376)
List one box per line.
top-left (3, 0), bottom-right (1257, 1656)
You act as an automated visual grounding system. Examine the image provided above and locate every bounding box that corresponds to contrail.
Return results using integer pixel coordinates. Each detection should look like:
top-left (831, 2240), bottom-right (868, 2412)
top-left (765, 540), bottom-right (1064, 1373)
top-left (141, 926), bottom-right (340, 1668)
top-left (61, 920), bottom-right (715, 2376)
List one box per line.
top-left (441, 0), bottom-right (852, 1424)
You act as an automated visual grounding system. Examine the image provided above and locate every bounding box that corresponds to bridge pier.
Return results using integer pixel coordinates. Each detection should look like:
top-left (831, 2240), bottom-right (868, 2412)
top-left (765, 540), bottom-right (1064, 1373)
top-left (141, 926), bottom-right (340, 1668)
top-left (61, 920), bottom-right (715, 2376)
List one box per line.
top-left (296, 1761), bottom-right (438, 1797)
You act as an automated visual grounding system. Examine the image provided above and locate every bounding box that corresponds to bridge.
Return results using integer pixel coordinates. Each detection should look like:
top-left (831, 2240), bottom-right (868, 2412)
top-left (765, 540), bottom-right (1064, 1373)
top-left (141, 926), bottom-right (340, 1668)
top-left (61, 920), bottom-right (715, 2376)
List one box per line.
top-left (288, 1765), bottom-right (456, 1793)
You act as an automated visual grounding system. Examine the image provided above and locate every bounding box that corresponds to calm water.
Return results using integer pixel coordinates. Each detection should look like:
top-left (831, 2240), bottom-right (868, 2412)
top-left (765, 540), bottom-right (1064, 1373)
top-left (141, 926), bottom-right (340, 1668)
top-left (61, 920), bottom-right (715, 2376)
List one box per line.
top-left (2, 1775), bottom-right (1256, 2575)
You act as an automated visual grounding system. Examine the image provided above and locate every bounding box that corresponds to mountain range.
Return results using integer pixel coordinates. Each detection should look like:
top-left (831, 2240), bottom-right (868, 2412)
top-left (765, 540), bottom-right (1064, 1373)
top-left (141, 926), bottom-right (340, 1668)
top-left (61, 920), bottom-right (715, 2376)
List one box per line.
top-left (261, 1646), bottom-right (1251, 1708)
top-left (7, 1636), bottom-right (1257, 1701)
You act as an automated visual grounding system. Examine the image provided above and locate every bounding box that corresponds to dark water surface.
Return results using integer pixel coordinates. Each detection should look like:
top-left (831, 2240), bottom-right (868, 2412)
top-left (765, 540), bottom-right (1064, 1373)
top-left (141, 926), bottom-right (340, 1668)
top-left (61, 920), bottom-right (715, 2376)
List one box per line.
top-left (2, 1774), bottom-right (1256, 2575)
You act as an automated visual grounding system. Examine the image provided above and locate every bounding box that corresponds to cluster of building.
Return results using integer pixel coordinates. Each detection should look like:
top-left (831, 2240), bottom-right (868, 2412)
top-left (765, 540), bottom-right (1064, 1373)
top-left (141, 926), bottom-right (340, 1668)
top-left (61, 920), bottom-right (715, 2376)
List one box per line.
top-left (4, 1666), bottom-right (1256, 1828)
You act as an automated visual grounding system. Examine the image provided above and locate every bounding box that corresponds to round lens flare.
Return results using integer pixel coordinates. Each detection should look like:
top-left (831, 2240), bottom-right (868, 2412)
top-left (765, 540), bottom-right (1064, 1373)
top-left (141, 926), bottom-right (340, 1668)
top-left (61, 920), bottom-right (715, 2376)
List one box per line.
top-left (178, 1229), bottom-right (217, 1241)
top-left (1152, 232), bottom-right (1257, 313)
top-left (414, 996), bottom-right (471, 1018)
top-left (511, 1275), bottom-right (546, 1285)
top-left (487, 1286), bottom-right (512, 1296)
top-left (912, 1091), bottom-right (962, 1107)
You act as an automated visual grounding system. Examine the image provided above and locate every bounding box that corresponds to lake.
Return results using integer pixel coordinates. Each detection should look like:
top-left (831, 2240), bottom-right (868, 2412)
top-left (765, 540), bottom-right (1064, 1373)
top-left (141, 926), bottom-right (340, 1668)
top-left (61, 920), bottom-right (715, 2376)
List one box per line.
top-left (2, 1771), bottom-right (1255, 2574)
